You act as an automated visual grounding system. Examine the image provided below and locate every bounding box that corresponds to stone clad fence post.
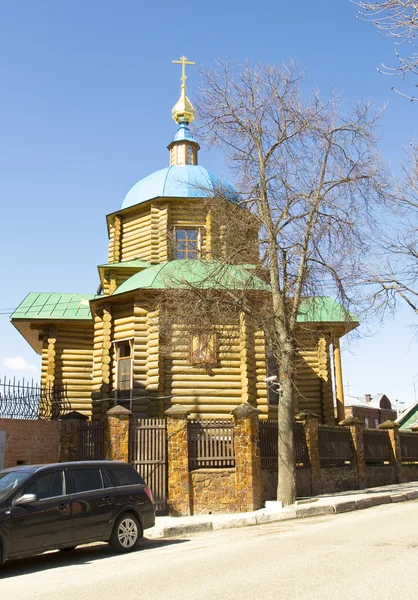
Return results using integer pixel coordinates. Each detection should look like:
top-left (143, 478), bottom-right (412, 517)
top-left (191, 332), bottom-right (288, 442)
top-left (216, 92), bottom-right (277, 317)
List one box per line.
top-left (295, 411), bottom-right (321, 496)
top-left (339, 416), bottom-right (366, 489)
top-left (165, 404), bottom-right (192, 517)
top-left (379, 420), bottom-right (404, 483)
top-left (231, 402), bottom-right (263, 512)
top-left (105, 405), bottom-right (132, 463)
top-left (59, 411), bottom-right (88, 462)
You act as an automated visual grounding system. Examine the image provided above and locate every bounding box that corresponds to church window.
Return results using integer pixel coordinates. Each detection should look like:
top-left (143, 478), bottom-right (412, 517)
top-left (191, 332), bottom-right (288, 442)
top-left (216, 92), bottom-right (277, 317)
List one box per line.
top-left (116, 340), bottom-right (132, 400)
top-left (170, 147), bottom-right (176, 166)
top-left (189, 333), bottom-right (217, 365)
top-left (186, 144), bottom-right (193, 164)
top-left (174, 228), bottom-right (200, 259)
top-left (177, 144), bottom-right (185, 165)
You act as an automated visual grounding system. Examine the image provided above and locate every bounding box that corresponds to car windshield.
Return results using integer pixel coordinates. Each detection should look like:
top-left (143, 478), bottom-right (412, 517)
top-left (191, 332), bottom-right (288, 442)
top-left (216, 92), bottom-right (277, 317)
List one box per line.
top-left (0, 471), bottom-right (32, 502)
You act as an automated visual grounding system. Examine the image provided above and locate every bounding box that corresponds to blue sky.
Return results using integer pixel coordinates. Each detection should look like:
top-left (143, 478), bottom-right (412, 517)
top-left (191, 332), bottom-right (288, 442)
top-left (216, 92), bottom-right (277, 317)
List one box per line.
top-left (0, 1), bottom-right (417, 409)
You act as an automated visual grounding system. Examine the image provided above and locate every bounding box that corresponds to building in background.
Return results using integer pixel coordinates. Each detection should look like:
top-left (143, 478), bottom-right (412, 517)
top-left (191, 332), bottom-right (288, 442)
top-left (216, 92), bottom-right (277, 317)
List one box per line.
top-left (343, 393), bottom-right (396, 427)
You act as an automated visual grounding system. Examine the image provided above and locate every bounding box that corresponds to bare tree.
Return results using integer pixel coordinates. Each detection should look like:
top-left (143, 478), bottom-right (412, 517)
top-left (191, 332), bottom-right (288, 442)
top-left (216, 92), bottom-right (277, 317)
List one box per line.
top-left (163, 61), bottom-right (390, 505)
top-left (352, 1), bottom-right (418, 100)
top-left (367, 142), bottom-right (418, 313)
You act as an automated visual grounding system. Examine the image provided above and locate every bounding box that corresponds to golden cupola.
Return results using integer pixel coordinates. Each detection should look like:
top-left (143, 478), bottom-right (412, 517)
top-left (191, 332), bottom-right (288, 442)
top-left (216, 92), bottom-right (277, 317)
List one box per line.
top-left (169, 56), bottom-right (200, 166)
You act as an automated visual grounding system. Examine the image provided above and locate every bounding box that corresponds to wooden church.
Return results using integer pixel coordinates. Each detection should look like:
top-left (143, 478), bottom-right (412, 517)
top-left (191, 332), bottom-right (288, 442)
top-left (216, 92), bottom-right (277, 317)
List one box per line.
top-left (11, 57), bottom-right (358, 424)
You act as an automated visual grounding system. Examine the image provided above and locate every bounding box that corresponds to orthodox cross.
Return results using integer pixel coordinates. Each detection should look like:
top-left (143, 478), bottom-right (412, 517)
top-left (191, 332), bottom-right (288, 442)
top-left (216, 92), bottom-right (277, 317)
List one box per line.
top-left (172, 56), bottom-right (195, 88)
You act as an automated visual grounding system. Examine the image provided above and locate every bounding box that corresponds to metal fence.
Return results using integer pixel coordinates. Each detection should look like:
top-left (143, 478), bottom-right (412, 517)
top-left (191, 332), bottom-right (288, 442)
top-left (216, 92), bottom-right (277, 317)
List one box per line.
top-left (259, 420), bottom-right (309, 469)
top-left (77, 421), bottom-right (105, 460)
top-left (0, 377), bottom-right (70, 420)
top-left (363, 429), bottom-right (392, 464)
top-left (318, 425), bottom-right (354, 467)
top-left (400, 432), bottom-right (418, 463)
top-left (188, 419), bottom-right (235, 469)
top-left (130, 418), bottom-right (168, 514)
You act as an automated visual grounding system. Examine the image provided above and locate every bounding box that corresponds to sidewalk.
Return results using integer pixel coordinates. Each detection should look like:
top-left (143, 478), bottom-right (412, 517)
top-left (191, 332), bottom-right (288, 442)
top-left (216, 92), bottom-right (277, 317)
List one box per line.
top-left (146, 481), bottom-right (418, 539)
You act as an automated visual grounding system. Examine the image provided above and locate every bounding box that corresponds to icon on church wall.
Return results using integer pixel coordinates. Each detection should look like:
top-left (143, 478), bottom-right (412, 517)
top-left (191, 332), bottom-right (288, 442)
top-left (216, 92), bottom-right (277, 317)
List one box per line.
top-left (189, 332), bottom-right (217, 365)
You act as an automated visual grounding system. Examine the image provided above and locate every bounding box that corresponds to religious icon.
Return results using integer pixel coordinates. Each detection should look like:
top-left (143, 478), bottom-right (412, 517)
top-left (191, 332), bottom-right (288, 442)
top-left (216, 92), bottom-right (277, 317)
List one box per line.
top-left (189, 333), bottom-right (217, 365)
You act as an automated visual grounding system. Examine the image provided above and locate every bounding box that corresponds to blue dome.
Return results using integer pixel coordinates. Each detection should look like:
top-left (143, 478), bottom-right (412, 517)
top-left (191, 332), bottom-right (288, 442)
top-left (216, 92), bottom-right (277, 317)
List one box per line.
top-left (121, 165), bottom-right (239, 209)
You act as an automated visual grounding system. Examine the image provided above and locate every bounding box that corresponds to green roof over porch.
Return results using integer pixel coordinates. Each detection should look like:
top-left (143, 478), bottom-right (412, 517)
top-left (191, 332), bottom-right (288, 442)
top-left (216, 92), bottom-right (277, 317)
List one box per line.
top-left (11, 293), bottom-right (96, 320)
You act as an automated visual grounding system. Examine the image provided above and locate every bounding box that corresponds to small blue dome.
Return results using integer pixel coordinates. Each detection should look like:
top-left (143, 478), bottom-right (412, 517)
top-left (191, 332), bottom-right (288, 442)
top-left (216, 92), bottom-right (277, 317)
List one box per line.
top-left (121, 165), bottom-right (239, 209)
top-left (170, 121), bottom-right (199, 145)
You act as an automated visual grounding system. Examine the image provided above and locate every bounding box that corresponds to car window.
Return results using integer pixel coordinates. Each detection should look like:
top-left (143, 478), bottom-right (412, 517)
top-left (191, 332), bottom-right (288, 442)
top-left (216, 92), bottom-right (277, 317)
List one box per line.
top-left (106, 467), bottom-right (144, 487)
top-left (23, 471), bottom-right (65, 500)
top-left (70, 468), bottom-right (103, 493)
top-left (101, 469), bottom-right (114, 489)
top-left (0, 471), bottom-right (32, 501)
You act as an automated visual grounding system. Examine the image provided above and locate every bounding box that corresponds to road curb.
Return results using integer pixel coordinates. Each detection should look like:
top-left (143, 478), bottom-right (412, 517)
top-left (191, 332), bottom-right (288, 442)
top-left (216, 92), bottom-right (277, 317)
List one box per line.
top-left (146, 488), bottom-right (418, 539)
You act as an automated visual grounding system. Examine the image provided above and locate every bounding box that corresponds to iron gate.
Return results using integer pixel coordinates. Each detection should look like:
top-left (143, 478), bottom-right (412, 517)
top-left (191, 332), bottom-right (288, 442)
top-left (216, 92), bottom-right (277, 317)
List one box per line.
top-left (77, 421), bottom-right (105, 460)
top-left (130, 418), bottom-right (168, 514)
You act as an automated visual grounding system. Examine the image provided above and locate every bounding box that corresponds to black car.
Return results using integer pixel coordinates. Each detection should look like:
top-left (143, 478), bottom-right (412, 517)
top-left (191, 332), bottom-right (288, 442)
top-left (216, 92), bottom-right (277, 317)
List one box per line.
top-left (0, 460), bottom-right (155, 564)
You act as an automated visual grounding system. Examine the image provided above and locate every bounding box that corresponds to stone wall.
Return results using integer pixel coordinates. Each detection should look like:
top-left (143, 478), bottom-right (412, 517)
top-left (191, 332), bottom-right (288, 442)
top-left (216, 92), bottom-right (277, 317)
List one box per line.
top-left (0, 418), bottom-right (61, 468)
top-left (263, 468), bottom-right (312, 500)
top-left (319, 466), bottom-right (359, 494)
top-left (166, 402), bottom-right (263, 516)
top-left (401, 464), bottom-right (418, 481)
top-left (191, 468), bottom-right (236, 514)
top-left (364, 466), bottom-right (397, 488)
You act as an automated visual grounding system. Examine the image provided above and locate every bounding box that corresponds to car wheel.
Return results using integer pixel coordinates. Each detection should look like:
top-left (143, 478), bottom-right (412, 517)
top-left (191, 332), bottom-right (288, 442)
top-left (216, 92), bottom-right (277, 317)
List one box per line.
top-left (110, 513), bottom-right (141, 553)
top-left (60, 546), bottom-right (77, 552)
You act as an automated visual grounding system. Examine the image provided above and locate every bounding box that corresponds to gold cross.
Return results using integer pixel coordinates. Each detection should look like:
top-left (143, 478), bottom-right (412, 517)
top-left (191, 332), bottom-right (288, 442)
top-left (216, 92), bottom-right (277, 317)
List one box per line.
top-left (172, 55), bottom-right (195, 88)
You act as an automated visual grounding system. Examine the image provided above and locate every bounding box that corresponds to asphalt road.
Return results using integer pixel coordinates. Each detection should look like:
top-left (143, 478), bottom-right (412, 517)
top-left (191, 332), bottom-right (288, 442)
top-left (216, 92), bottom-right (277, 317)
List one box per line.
top-left (1, 501), bottom-right (417, 600)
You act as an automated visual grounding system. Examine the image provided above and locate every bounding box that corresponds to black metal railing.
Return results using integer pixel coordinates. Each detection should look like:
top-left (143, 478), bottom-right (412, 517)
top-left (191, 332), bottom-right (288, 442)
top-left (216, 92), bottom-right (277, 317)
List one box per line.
top-left (400, 432), bottom-right (418, 463)
top-left (318, 425), bottom-right (354, 467)
top-left (77, 421), bottom-right (105, 460)
top-left (363, 429), bottom-right (392, 464)
top-left (0, 377), bottom-right (71, 420)
top-left (259, 420), bottom-right (310, 469)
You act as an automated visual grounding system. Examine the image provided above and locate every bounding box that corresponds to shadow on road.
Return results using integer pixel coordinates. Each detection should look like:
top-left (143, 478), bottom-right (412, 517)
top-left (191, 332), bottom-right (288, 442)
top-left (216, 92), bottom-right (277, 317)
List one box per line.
top-left (0, 537), bottom-right (189, 579)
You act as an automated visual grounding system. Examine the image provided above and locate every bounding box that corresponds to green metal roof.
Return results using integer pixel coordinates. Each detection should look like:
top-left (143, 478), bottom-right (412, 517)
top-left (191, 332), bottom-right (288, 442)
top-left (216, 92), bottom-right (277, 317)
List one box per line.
top-left (112, 260), bottom-right (270, 295)
top-left (11, 293), bottom-right (95, 321)
top-left (396, 402), bottom-right (418, 430)
top-left (97, 259), bottom-right (151, 269)
top-left (297, 296), bottom-right (359, 323)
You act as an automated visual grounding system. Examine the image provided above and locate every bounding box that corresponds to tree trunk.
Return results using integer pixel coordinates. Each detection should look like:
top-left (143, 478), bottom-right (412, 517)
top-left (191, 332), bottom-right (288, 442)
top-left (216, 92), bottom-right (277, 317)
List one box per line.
top-left (277, 348), bottom-right (296, 506)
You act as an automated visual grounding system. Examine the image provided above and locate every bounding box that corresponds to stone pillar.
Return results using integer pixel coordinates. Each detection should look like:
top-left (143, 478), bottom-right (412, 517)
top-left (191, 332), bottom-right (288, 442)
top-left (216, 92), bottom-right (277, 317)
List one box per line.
top-left (333, 337), bottom-right (345, 424)
top-left (105, 405), bottom-right (132, 462)
top-left (379, 420), bottom-right (404, 483)
top-left (295, 411), bottom-right (321, 496)
top-left (165, 405), bottom-right (191, 516)
top-left (341, 416), bottom-right (366, 489)
top-left (59, 411), bottom-right (88, 462)
top-left (231, 402), bottom-right (263, 512)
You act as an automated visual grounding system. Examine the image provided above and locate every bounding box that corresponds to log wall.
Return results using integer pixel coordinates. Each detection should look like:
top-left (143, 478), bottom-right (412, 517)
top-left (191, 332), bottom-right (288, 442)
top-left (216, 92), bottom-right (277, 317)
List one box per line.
top-left (40, 324), bottom-right (94, 417)
top-left (102, 268), bottom-right (141, 296)
top-left (107, 198), bottom-right (260, 267)
top-left (91, 305), bottom-right (113, 419)
top-left (131, 301), bottom-right (150, 415)
top-left (120, 210), bottom-right (153, 262)
top-left (163, 323), bottom-right (243, 418)
top-left (293, 329), bottom-right (335, 425)
top-left (254, 329), bottom-right (269, 416)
